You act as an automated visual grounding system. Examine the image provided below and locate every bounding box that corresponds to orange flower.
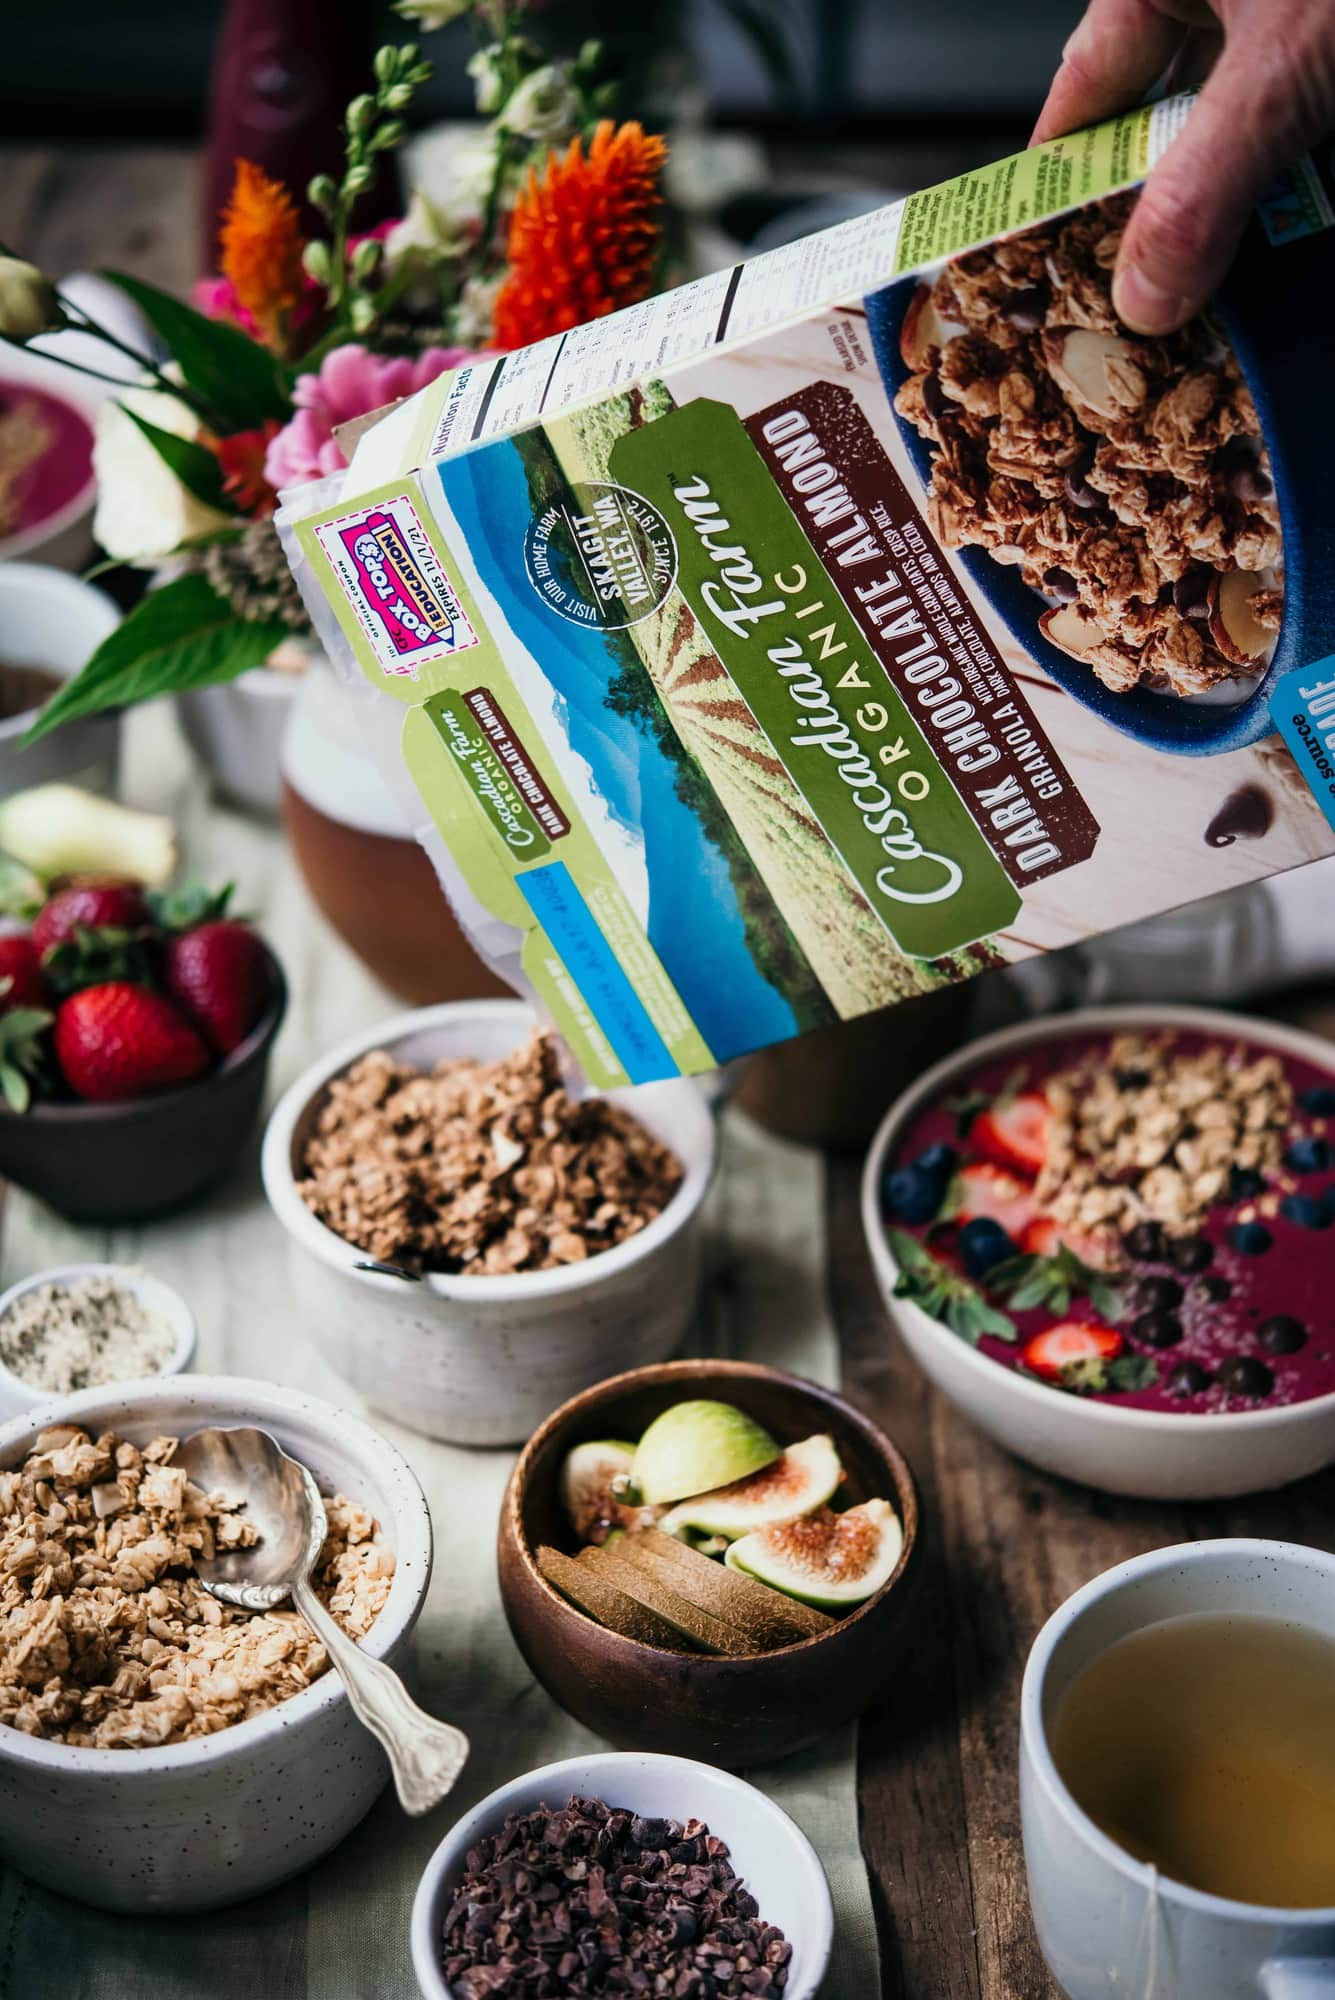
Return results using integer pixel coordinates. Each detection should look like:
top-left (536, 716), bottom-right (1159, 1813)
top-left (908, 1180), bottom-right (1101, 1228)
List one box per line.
top-left (493, 121), bottom-right (668, 351)
top-left (219, 161), bottom-right (306, 348)
top-left (211, 420), bottom-right (282, 517)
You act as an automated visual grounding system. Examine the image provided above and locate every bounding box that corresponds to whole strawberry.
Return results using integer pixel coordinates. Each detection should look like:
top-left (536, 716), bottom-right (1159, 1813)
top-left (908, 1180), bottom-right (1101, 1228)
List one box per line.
top-left (54, 983), bottom-right (210, 1102)
top-left (0, 935), bottom-right (47, 1011)
top-left (33, 879), bottom-right (151, 957)
top-left (164, 920), bottom-right (271, 1055)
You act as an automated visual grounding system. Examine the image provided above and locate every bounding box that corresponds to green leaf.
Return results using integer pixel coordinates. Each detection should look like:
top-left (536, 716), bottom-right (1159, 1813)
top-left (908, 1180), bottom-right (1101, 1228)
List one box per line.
top-left (22, 574), bottom-right (288, 744)
top-left (887, 1228), bottom-right (1017, 1346)
top-left (148, 879), bottom-right (234, 932)
top-left (0, 1063), bottom-right (31, 1113)
top-left (992, 1244), bottom-right (1127, 1324)
top-left (0, 1004), bottom-right (53, 1113)
top-left (100, 272), bottom-right (290, 427)
top-left (120, 405), bottom-right (234, 513)
top-left (1106, 1353), bottom-right (1159, 1392)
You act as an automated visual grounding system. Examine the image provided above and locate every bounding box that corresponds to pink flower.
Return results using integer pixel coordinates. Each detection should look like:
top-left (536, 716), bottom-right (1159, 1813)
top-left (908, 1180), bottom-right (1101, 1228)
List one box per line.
top-left (264, 343), bottom-right (480, 490)
top-left (192, 275), bottom-right (259, 337)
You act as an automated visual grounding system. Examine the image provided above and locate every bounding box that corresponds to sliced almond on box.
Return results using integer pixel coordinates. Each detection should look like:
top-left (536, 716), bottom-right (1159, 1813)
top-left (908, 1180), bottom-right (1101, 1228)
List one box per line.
top-left (1207, 569), bottom-right (1276, 667)
top-left (900, 281), bottom-right (953, 370)
top-left (1038, 602), bottom-right (1114, 661)
top-left (1044, 329), bottom-right (1145, 419)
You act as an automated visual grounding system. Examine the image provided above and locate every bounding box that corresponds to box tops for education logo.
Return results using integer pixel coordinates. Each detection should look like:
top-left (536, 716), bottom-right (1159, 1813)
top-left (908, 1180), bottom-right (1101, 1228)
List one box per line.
top-left (524, 480), bottom-right (677, 630)
top-left (314, 492), bottom-right (478, 675)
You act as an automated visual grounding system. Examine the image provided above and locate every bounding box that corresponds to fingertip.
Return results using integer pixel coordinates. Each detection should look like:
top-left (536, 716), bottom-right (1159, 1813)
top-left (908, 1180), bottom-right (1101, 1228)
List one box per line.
top-left (1111, 258), bottom-right (1197, 336)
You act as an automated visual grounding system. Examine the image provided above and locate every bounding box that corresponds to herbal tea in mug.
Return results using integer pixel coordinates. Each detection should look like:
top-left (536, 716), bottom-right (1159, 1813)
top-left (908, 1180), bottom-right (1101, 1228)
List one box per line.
top-left (1051, 1611), bottom-right (1335, 1909)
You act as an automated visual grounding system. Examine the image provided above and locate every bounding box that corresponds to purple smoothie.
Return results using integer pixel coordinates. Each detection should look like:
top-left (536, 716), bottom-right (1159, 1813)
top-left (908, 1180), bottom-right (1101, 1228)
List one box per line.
top-left (884, 1027), bottom-right (1335, 1414)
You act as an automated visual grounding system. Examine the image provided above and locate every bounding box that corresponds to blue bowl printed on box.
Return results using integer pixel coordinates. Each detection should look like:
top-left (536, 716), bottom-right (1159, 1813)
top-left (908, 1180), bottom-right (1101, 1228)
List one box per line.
top-left (864, 213), bottom-right (1331, 758)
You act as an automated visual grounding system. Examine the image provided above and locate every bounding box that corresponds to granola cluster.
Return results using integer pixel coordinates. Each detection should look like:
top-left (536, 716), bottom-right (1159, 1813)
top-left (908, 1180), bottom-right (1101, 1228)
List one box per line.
top-left (297, 1029), bottom-right (683, 1275)
top-left (1036, 1033), bottom-right (1292, 1236)
top-left (894, 192), bottom-right (1283, 697)
top-left (0, 1425), bottom-right (393, 1749)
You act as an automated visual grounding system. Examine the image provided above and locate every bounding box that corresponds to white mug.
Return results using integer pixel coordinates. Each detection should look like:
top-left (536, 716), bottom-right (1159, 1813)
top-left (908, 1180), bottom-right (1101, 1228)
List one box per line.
top-left (1021, 1539), bottom-right (1335, 2000)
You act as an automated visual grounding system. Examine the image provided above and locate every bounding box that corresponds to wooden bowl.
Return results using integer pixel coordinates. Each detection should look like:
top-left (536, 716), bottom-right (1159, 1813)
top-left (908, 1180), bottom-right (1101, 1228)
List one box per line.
top-left (498, 1358), bottom-right (922, 1767)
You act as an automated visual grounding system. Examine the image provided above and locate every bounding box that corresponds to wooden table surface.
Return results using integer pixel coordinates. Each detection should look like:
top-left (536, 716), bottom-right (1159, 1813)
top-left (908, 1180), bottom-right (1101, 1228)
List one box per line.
top-left (5, 143), bottom-right (1335, 2000)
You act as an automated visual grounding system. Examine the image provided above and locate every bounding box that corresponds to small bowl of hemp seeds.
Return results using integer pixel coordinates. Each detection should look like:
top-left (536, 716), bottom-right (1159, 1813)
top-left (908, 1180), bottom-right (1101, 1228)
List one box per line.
top-left (0, 1263), bottom-right (196, 1417)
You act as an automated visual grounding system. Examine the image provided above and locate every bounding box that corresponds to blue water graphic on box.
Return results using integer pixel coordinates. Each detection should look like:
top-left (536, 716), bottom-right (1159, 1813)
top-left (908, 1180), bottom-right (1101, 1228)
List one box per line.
top-left (436, 445), bottom-right (800, 1061)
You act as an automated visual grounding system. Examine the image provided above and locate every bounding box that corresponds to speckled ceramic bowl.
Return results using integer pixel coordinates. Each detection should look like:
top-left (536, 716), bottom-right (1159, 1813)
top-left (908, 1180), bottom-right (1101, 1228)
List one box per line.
top-left (0, 1262), bottom-right (197, 1420)
top-left (261, 1001), bottom-right (718, 1447)
top-left (0, 1375), bottom-right (432, 1913)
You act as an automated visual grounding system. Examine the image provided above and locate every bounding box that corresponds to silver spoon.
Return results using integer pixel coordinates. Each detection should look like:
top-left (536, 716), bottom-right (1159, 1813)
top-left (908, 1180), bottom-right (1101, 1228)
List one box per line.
top-left (175, 1425), bottom-right (468, 1816)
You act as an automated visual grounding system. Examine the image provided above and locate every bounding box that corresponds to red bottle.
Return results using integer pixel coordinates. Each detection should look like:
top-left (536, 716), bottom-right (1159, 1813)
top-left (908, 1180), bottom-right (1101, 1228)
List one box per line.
top-left (201, 0), bottom-right (395, 271)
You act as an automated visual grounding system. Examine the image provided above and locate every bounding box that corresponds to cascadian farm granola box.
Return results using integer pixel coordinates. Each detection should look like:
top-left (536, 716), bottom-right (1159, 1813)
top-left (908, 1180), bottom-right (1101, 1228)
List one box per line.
top-left (279, 98), bottom-right (1335, 1088)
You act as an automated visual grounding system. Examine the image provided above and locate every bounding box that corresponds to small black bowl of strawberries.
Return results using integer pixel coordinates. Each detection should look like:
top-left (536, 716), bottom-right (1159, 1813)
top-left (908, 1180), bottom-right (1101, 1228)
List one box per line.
top-left (0, 875), bottom-right (286, 1221)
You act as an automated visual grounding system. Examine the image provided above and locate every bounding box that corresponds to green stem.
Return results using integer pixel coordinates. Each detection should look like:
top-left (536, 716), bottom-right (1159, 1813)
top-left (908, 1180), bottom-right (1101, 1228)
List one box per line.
top-left (55, 300), bottom-right (230, 431)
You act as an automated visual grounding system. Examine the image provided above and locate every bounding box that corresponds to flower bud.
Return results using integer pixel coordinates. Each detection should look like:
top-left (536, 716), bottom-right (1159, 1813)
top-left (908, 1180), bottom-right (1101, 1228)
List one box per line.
top-left (384, 82), bottom-right (414, 111)
top-left (0, 257), bottom-right (62, 343)
top-left (344, 163), bottom-right (375, 197)
top-left (301, 240), bottom-right (334, 286)
top-left (346, 94), bottom-right (377, 138)
top-left (369, 119), bottom-right (408, 153)
top-left (348, 294), bottom-right (377, 333)
top-left (350, 238), bottom-right (382, 281)
top-left (307, 173), bottom-right (338, 215)
top-left (373, 43), bottom-right (398, 87)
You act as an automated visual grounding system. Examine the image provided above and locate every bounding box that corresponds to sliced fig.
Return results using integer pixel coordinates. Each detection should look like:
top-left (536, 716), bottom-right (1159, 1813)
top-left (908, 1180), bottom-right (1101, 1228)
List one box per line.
top-left (899, 281), bottom-right (953, 370)
top-left (1045, 329), bottom-right (1145, 419)
top-left (560, 1439), bottom-right (662, 1546)
top-left (1207, 569), bottom-right (1276, 667)
top-left (1039, 602), bottom-right (1113, 661)
top-left (631, 1400), bottom-right (780, 1507)
top-left (726, 1498), bottom-right (903, 1610)
top-left (660, 1434), bottom-right (843, 1541)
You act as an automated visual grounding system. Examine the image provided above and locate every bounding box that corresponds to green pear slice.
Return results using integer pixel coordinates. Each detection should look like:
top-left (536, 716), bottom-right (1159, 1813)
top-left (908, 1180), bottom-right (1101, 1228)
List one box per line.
top-left (660, 1433), bottom-right (843, 1541)
top-left (631, 1401), bottom-right (780, 1506)
top-left (725, 1498), bottom-right (904, 1610)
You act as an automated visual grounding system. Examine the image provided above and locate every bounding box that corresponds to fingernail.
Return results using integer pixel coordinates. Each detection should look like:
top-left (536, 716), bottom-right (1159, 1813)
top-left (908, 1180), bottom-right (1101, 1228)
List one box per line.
top-left (1113, 263), bottom-right (1192, 335)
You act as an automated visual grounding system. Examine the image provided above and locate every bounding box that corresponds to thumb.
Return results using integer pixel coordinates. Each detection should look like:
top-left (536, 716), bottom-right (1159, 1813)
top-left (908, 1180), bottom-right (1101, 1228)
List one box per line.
top-left (1113, 54), bottom-right (1305, 333)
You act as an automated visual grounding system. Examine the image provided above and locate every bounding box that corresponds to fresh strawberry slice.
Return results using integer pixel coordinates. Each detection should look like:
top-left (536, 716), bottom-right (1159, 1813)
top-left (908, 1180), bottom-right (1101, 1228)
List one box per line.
top-left (956, 1161), bottom-right (1035, 1237)
top-left (1020, 1321), bottom-right (1122, 1384)
top-left (972, 1091), bottom-right (1050, 1177)
top-left (1019, 1215), bottom-right (1061, 1257)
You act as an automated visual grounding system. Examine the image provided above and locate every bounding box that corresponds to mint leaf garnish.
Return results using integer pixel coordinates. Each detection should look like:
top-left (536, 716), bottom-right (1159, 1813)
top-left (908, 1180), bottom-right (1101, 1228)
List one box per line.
top-left (888, 1229), bottom-right (1018, 1346)
top-left (991, 1244), bottom-right (1128, 1322)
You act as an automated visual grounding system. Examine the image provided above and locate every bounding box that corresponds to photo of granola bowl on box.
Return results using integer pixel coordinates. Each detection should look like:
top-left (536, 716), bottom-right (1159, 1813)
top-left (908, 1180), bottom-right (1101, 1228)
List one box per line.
top-left (261, 999), bottom-right (717, 1448)
top-left (0, 1374), bottom-right (431, 1913)
top-left (862, 1005), bottom-right (1335, 1499)
top-left (867, 193), bottom-right (1325, 756)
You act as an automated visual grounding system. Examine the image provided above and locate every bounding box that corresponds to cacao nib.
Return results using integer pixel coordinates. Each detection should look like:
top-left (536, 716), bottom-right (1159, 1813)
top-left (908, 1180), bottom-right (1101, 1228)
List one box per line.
top-left (440, 1794), bottom-right (790, 1996)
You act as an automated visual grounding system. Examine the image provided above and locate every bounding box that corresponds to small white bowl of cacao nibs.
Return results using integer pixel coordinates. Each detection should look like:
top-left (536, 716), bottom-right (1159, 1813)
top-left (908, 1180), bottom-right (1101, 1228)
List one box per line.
top-left (261, 1001), bottom-right (718, 1448)
top-left (0, 1262), bottom-right (196, 1418)
top-left (409, 1751), bottom-right (833, 2000)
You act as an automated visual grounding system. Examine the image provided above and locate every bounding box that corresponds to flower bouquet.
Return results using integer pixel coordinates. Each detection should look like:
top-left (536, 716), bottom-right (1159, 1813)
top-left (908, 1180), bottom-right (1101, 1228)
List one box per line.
top-left (0, 1), bottom-right (669, 751)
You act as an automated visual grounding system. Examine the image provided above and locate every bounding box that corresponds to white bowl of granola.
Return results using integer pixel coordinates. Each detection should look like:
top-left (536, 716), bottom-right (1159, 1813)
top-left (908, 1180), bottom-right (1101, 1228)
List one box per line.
top-left (0, 1374), bottom-right (432, 1912)
top-left (261, 1001), bottom-right (718, 1447)
top-left (862, 1005), bottom-right (1335, 1500)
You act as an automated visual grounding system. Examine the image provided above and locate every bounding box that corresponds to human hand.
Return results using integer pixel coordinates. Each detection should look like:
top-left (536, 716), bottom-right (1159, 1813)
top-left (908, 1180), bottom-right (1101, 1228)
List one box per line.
top-left (1032, 1), bottom-right (1335, 333)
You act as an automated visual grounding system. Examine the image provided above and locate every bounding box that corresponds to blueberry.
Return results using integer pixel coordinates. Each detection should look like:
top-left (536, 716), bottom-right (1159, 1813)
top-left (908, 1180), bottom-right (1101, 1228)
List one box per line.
top-left (1168, 1234), bottom-right (1212, 1274)
top-left (884, 1165), bottom-right (941, 1224)
top-left (1285, 1135), bottom-right (1332, 1174)
top-left (1136, 1274), bottom-right (1183, 1312)
top-left (1299, 1086), bottom-right (1335, 1117)
top-left (1133, 1310), bottom-right (1182, 1348)
top-left (1230, 1220), bottom-right (1273, 1255)
top-left (1217, 1355), bottom-right (1274, 1399)
top-left (917, 1142), bottom-right (959, 1180)
top-left (1259, 1314), bottom-right (1307, 1355)
top-left (1166, 1361), bottom-right (1212, 1397)
top-left (959, 1216), bottom-right (1014, 1278)
top-left (1280, 1193), bottom-right (1329, 1230)
top-left (1227, 1166), bottom-right (1266, 1203)
top-left (1196, 1272), bottom-right (1232, 1302)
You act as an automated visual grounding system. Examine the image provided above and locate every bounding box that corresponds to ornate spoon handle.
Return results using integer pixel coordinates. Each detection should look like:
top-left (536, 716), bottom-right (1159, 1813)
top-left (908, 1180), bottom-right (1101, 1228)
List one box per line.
top-left (294, 1575), bottom-right (470, 1815)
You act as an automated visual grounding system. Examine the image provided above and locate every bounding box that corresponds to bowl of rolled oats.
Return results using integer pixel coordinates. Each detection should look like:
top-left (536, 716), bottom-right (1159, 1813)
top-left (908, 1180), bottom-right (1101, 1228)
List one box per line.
top-left (869, 191), bottom-right (1305, 756)
top-left (863, 1005), bottom-right (1335, 1500)
top-left (0, 1373), bottom-right (432, 1913)
top-left (261, 1000), bottom-right (718, 1448)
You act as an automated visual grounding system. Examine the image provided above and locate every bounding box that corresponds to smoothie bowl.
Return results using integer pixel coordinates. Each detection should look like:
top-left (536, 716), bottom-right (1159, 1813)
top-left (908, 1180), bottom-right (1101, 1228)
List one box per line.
top-left (865, 191), bottom-right (1321, 756)
top-left (862, 1005), bottom-right (1335, 1499)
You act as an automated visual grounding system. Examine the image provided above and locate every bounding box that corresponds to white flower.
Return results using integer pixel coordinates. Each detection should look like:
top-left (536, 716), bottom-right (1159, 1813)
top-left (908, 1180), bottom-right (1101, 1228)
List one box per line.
top-left (499, 63), bottom-right (580, 147)
top-left (392, 0), bottom-right (472, 28)
top-left (91, 386), bottom-right (231, 570)
top-left (467, 45), bottom-right (505, 114)
top-left (385, 189), bottom-right (468, 271)
top-left (453, 272), bottom-right (505, 348)
top-left (0, 256), bottom-right (61, 342)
